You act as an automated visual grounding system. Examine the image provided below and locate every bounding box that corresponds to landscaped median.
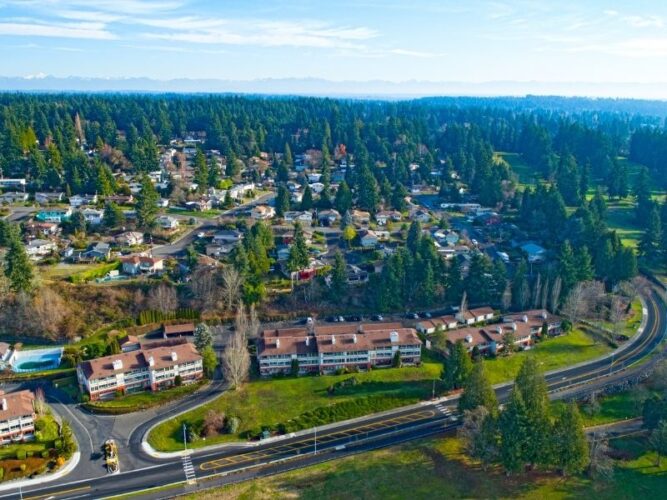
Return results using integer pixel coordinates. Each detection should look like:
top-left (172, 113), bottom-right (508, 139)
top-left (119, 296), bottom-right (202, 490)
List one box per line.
top-left (84, 381), bottom-right (206, 415)
top-left (147, 326), bottom-right (620, 452)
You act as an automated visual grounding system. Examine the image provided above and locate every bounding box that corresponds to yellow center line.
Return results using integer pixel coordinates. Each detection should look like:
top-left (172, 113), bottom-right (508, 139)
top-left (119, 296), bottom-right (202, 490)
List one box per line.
top-left (25, 486), bottom-right (91, 500)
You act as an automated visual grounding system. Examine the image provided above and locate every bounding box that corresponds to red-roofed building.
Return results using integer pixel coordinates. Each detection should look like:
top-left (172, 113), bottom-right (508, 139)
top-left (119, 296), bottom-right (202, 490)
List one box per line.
top-left (0, 390), bottom-right (36, 444)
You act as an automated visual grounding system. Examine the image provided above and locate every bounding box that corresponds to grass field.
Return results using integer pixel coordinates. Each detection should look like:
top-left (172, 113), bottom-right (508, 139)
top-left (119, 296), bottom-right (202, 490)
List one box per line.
top-left (483, 328), bottom-right (612, 385)
top-left (176, 433), bottom-right (667, 500)
top-left (39, 263), bottom-right (100, 281)
top-left (148, 360), bottom-right (444, 451)
top-left (84, 381), bottom-right (204, 414)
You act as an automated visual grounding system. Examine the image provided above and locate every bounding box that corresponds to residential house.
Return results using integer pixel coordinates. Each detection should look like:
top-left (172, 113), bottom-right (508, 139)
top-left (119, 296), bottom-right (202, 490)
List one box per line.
top-left (446, 328), bottom-right (498, 355)
top-left (212, 230), bottom-right (243, 245)
top-left (25, 239), bottom-right (57, 259)
top-left (309, 182), bottom-right (325, 194)
top-left (121, 255), bottom-right (164, 275)
top-left (36, 207), bottom-right (72, 223)
top-left (69, 194), bottom-right (98, 208)
top-left (80, 208), bottom-right (104, 225)
top-left (76, 343), bottom-right (203, 400)
top-left (520, 242), bottom-right (547, 264)
top-left (35, 192), bottom-right (64, 205)
top-left (104, 194), bottom-right (134, 205)
top-left (83, 242), bottom-right (111, 261)
top-left (358, 229), bottom-right (379, 248)
top-left (0, 390), bottom-right (36, 444)
top-left (24, 222), bottom-right (60, 238)
top-left (411, 210), bottom-right (431, 223)
top-left (185, 198), bottom-right (213, 211)
top-left (115, 231), bottom-right (144, 247)
top-left (376, 210), bottom-right (402, 226)
top-left (257, 323), bottom-right (421, 376)
top-left (502, 309), bottom-right (563, 338)
top-left (317, 209), bottom-right (340, 226)
top-left (156, 216), bottom-right (179, 230)
top-left (251, 205), bottom-right (275, 220)
top-left (0, 192), bottom-right (28, 204)
top-left (205, 243), bottom-right (235, 258)
top-left (350, 209), bottom-right (371, 225)
top-left (284, 211), bottom-right (313, 224)
top-left (0, 178), bottom-right (26, 189)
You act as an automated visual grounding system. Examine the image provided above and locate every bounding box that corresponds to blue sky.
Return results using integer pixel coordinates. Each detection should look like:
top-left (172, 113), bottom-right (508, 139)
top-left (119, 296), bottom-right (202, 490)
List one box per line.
top-left (2, 0), bottom-right (667, 84)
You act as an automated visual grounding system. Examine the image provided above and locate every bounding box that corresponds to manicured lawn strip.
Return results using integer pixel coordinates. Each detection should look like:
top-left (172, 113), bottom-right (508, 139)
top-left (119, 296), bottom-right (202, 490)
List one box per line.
top-left (148, 362), bottom-right (443, 452)
top-left (178, 434), bottom-right (667, 500)
top-left (483, 328), bottom-right (612, 385)
top-left (84, 382), bottom-right (205, 414)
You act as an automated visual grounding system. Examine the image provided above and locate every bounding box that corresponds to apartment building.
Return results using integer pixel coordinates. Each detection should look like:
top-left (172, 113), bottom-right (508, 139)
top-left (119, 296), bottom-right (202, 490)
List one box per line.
top-left (258, 323), bottom-right (422, 376)
top-left (77, 343), bottom-right (203, 400)
top-left (0, 390), bottom-right (36, 444)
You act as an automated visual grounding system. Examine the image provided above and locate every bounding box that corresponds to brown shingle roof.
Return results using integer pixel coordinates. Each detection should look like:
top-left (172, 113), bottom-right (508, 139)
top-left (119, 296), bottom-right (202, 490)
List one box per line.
top-left (79, 343), bottom-right (201, 381)
top-left (162, 323), bottom-right (195, 336)
top-left (0, 390), bottom-right (34, 420)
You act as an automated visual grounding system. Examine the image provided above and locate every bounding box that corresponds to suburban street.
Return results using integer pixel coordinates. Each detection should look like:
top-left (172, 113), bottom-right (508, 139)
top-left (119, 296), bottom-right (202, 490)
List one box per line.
top-left (1, 284), bottom-right (664, 500)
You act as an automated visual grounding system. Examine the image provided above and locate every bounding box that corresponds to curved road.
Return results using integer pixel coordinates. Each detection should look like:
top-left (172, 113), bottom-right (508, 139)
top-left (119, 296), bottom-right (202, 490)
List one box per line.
top-left (1, 286), bottom-right (664, 500)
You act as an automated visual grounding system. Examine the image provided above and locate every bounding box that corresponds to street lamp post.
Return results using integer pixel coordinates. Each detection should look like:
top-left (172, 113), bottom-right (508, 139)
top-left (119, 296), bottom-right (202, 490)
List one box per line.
top-left (314, 426), bottom-right (317, 455)
top-left (183, 423), bottom-right (188, 451)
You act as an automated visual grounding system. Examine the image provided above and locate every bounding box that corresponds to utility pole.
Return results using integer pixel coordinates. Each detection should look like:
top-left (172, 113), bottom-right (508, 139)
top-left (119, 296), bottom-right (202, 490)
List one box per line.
top-left (314, 426), bottom-right (317, 455)
top-left (432, 379), bottom-right (436, 400)
top-left (609, 351), bottom-right (614, 376)
top-left (183, 423), bottom-right (187, 451)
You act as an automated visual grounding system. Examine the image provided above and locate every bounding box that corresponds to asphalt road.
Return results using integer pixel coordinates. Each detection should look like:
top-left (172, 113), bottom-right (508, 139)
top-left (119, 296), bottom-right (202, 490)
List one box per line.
top-left (2, 286), bottom-right (664, 500)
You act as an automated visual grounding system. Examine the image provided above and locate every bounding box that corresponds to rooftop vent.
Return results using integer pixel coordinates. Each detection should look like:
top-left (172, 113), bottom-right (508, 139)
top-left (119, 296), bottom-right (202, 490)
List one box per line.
top-left (390, 331), bottom-right (399, 343)
top-left (171, 352), bottom-right (178, 362)
top-left (465, 334), bottom-right (473, 344)
top-left (112, 359), bottom-right (123, 371)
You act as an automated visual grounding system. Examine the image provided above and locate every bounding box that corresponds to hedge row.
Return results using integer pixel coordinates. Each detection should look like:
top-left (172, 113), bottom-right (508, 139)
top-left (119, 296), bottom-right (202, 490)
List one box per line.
top-left (137, 308), bottom-right (200, 326)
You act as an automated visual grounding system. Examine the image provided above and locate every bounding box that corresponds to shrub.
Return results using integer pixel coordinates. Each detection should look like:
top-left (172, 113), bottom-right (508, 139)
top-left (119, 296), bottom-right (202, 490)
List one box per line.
top-left (174, 375), bottom-right (182, 387)
top-left (80, 394), bottom-right (90, 403)
top-left (27, 451), bottom-right (34, 458)
top-left (562, 319), bottom-right (573, 332)
top-left (0, 467), bottom-right (3, 479)
top-left (54, 439), bottom-right (62, 450)
top-left (224, 416), bottom-right (240, 434)
top-left (20, 463), bottom-right (26, 472)
top-left (16, 449), bottom-right (27, 460)
top-left (41, 450), bottom-right (50, 459)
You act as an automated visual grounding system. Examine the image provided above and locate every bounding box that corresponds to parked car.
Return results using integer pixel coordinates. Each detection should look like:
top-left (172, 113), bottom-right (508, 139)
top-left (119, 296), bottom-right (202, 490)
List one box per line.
top-left (405, 312), bottom-right (419, 319)
top-left (419, 312), bottom-right (433, 319)
top-left (345, 315), bottom-right (362, 322)
top-left (337, 316), bottom-right (345, 322)
top-left (371, 314), bottom-right (384, 321)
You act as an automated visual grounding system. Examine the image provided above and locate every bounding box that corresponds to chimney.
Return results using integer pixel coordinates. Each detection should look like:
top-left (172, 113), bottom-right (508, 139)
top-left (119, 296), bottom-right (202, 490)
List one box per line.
top-left (390, 331), bottom-right (399, 343)
top-left (541, 310), bottom-right (548, 320)
top-left (305, 336), bottom-right (310, 346)
top-left (148, 356), bottom-right (155, 367)
top-left (511, 322), bottom-right (517, 332)
top-left (352, 334), bottom-right (357, 344)
top-left (276, 338), bottom-right (281, 348)
top-left (171, 351), bottom-right (178, 362)
top-left (496, 325), bottom-right (503, 334)
top-left (522, 314), bottom-right (529, 323)
top-left (112, 359), bottom-right (123, 371)
top-left (0, 398), bottom-right (6, 411)
top-left (465, 334), bottom-right (473, 344)
top-left (331, 335), bottom-right (336, 345)
top-left (358, 324), bottom-right (364, 333)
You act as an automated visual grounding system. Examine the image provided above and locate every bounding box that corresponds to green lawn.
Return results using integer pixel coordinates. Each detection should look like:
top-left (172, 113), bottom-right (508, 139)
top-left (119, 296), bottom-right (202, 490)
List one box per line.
top-left (483, 328), bottom-right (612, 385)
top-left (148, 361), bottom-right (444, 452)
top-left (579, 390), bottom-right (647, 427)
top-left (594, 298), bottom-right (643, 338)
top-left (177, 434), bottom-right (667, 500)
top-left (0, 414), bottom-right (59, 460)
top-left (85, 382), bottom-right (205, 414)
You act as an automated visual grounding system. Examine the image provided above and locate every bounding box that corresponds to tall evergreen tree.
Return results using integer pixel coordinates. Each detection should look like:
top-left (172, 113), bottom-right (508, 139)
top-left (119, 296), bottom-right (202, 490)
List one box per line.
top-left (4, 236), bottom-right (34, 293)
top-left (135, 175), bottom-right (159, 228)
top-left (551, 403), bottom-right (589, 475)
top-left (458, 361), bottom-right (498, 414)
top-left (443, 340), bottom-right (473, 390)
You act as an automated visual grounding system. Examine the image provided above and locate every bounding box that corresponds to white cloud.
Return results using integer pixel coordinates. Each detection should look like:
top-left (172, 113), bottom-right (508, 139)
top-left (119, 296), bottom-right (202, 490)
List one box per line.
top-left (389, 48), bottom-right (443, 58)
top-left (0, 21), bottom-right (115, 39)
top-left (623, 15), bottom-right (663, 29)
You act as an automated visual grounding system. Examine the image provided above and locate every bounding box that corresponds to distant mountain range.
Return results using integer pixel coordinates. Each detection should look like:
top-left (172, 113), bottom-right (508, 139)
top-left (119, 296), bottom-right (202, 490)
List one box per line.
top-left (2, 75), bottom-right (667, 100)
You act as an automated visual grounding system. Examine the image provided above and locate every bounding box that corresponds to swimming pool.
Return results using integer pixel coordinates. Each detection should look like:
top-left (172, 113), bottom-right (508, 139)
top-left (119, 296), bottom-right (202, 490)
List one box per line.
top-left (9, 347), bottom-right (64, 372)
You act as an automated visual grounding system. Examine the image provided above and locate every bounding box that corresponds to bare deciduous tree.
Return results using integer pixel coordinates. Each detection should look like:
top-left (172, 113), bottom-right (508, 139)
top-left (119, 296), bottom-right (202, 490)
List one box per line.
top-left (220, 266), bottom-right (244, 311)
top-left (588, 433), bottom-right (614, 480)
top-left (540, 276), bottom-right (550, 311)
top-left (549, 276), bottom-right (562, 313)
top-left (221, 303), bottom-right (251, 389)
top-left (562, 281), bottom-right (606, 325)
top-left (147, 283), bottom-right (178, 314)
top-left (34, 387), bottom-right (46, 415)
top-left (609, 295), bottom-right (625, 337)
top-left (561, 282), bottom-right (588, 325)
top-left (33, 287), bottom-right (68, 339)
top-left (532, 273), bottom-right (542, 309)
top-left (191, 268), bottom-right (220, 312)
